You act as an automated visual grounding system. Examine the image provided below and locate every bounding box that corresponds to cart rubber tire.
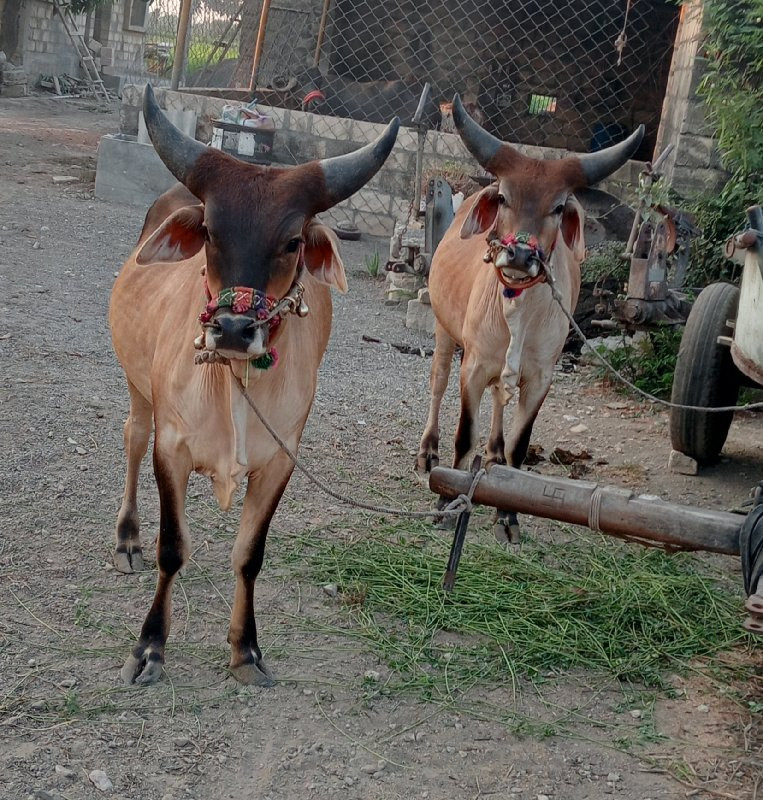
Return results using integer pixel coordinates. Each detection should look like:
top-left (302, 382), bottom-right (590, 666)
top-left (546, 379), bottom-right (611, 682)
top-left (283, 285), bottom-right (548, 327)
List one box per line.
top-left (670, 282), bottom-right (741, 463)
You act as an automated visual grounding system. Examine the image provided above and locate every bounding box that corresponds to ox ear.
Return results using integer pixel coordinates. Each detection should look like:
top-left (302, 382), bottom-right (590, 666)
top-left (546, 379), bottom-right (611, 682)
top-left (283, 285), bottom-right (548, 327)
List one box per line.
top-left (560, 196), bottom-right (586, 262)
top-left (303, 222), bottom-right (348, 293)
top-left (135, 205), bottom-right (206, 265)
top-left (459, 185), bottom-right (500, 238)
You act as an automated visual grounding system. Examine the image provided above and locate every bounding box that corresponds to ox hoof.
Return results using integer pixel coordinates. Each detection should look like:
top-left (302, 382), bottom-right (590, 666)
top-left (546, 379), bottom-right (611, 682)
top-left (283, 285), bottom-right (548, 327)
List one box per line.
top-left (745, 593), bottom-right (763, 616)
top-left (493, 516), bottom-right (521, 546)
top-left (230, 657), bottom-right (275, 687)
top-left (743, 615), bottom-right (763, 635)
top-left (121, 650), bottom-right (164, 686)
top-left (114, 547), bottom-right (145, 574)
top-left (414, 452), bottom-right (438, 475)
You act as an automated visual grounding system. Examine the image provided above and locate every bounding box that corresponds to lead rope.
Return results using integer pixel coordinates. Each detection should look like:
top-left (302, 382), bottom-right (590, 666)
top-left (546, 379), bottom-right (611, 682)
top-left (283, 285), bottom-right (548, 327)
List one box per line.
top-left (230, 367), bottom-right (484, 518)
top-left (543, 267), bottom-right (763, 413)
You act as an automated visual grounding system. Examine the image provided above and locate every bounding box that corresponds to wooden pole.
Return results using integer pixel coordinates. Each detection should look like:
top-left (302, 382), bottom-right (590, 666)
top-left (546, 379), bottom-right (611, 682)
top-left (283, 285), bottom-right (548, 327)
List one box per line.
top-left (171, 0), bottom-right (193, 91)
top-left (313, 0), bottom-right (332, 67)
top-left (429, 465), bottom-right (742, 555)
top-left (248, 0), bottom-right (273, 94)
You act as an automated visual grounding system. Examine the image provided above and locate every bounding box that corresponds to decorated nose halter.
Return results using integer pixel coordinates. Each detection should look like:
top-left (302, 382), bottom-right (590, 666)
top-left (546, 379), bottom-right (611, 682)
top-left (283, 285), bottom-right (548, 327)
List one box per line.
top-left (194, 262), bottom-right (309, 371)
top-left (483, 230), bottom-right (554, 298)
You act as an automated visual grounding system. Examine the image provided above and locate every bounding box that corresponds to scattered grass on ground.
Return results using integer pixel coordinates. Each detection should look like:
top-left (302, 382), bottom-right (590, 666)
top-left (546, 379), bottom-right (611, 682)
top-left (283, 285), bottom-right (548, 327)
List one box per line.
top-left (284, 520), bottom-right (751, 702)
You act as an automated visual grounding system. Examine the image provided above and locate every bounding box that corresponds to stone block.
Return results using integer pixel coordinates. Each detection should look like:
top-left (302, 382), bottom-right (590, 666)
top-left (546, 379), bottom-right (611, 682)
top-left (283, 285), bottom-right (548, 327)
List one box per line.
top-left (668, 449), bottom-right (698, 476)
top-left (0, 83), bottom-right (28, 97)
top-left (119, 101), bottom-right (140, 135)
top-left (351, 118), bottom-right (388, 144)
top-left (316, 136), bottom-right (357, 159)
top-left (406, 299), bottom-right (436, 334)
top-left (95, 133), bottom-right (178, 207)
top-left (670, 165), bottom-right (728, 194)
top-left (289, 109), bottom-right (313, 134)
top-left (122, 83), bottom-right (142, 108)
top-left (384, 143), bottom-right (412, 172)
top-left (675, 134), bottom-right (717, 169)
top-left (418, 287), bottom-right (431, 304)
top-left (311, 113), bottom-right (351, 140)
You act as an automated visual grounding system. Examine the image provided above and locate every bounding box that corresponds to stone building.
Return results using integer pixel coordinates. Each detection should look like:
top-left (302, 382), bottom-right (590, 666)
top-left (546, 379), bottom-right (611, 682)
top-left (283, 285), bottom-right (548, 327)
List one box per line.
top-left (0, 0), bottom-right (146, 88)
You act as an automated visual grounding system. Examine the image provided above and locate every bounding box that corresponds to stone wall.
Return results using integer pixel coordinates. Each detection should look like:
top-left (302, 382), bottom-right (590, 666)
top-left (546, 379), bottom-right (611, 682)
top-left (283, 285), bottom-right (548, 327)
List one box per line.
top-left (654, 0), bottom-right (727, 194)
top-left (18, 0), bottom-right (143, 83)
top-left (120, 85), bottom-right (643, 236)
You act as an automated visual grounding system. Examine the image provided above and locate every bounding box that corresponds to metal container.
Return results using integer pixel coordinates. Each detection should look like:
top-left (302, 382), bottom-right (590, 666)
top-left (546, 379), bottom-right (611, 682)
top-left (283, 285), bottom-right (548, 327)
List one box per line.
top-left (210, 120), bottom-right (274, 165)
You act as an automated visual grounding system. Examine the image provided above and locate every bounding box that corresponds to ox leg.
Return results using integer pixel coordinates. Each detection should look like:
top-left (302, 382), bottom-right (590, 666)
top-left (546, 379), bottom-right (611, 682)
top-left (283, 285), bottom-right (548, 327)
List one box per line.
top-left (114, 381), bottom-right (153, 573)
top-left (494, 368), bottom-right (553, 546)
top-left (485, 386), bottom-right (521, 545)
top-left (227, 454), bottom-right (293, 686)
top-left (416, 323), bottom-right (457, 474)
top-left (121, 442), bottom-right (191, 685)
top-left (453, 352), bottom-right (489, 471)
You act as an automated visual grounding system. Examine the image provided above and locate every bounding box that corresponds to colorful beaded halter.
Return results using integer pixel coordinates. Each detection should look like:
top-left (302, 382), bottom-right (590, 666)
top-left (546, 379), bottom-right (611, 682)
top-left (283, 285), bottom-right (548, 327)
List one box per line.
top-left (198, 283), bottom-right (282, 370)
top-left (484, 230), bottom-right (551, 299)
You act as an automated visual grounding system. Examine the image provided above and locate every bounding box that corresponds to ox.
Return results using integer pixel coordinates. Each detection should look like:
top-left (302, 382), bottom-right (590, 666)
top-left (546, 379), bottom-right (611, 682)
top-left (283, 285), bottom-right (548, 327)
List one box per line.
top-left (110, 85), bottom-right (399, 685)
top-left (416, 95), bottom-right (643, 542)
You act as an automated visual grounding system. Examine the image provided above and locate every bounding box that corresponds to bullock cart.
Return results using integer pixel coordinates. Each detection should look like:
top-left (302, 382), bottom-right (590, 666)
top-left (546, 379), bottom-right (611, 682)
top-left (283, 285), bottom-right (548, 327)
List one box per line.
top-left (670, 205), bottom-right (763, 464)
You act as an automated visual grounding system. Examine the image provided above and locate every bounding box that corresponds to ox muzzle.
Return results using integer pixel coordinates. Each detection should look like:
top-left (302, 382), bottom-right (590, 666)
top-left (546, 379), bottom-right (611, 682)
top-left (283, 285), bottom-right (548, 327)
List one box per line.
top-left (194, 273), bottom-right (308, 370)
top-left (483, 232), bottom-right (549, 297)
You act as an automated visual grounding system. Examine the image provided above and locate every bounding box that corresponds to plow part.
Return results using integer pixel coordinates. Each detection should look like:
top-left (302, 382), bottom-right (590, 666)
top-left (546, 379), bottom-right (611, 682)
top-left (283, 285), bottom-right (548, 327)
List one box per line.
top-left (430, 464), bottom-right (742, 554)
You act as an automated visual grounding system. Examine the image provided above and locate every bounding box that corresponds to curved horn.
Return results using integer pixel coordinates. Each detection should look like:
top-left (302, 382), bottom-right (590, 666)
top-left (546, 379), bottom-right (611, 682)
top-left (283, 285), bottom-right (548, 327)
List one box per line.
top-left (318, 116), bottom-right (400, 209)
top-left (578, 125), bottom-right (645, 186)
top-left (452, 93), bottom-right (504, 170)
top-left (142, 83), bottom-right (209, 189)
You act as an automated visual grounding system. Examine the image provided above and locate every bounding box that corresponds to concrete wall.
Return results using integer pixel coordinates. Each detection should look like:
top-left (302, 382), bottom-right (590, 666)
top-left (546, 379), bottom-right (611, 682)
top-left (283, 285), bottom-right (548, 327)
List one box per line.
top-left (120, 85), bottom-right (643, 236)
top-left (654, 0), bottom-right (727, 194)
top-left (18, 0), bottom-right (143, 82)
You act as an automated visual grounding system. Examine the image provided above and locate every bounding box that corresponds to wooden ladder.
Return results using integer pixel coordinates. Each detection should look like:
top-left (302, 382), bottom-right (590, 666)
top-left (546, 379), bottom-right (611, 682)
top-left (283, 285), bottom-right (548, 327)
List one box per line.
top-left (52, 0), bottom-right (110, 102)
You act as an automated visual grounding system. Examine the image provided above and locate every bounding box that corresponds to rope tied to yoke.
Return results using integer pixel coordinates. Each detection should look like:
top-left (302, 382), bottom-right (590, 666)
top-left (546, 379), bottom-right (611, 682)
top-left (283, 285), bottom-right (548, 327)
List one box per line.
top-left (230, 368), bottom-right (482, 519)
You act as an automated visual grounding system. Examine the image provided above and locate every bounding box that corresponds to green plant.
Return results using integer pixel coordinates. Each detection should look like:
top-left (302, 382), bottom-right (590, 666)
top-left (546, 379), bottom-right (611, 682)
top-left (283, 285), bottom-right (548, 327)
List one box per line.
top-left (582, 241), bottom-right (629, 283)
top-left (679, 0), bottom-right (763, 285)
top-left (364, 250), bottom-right (381, 278)
top-left (596, 326), bottom-right (684, 399)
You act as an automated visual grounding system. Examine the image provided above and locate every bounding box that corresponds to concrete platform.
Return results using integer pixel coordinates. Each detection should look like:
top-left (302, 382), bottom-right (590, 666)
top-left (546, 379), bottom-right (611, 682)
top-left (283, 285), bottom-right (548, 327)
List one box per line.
top-left (94, 133), bottom-right (178, 207)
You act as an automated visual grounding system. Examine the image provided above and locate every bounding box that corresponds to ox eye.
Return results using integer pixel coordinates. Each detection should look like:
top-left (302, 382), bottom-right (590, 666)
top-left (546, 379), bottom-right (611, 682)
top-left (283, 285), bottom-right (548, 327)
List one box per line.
top-left (553, 203), bottom-right (565, 215)
top-left (497, 193), bottom-right (507, 205)
top-left (285, 237), bottom-right (302, 253)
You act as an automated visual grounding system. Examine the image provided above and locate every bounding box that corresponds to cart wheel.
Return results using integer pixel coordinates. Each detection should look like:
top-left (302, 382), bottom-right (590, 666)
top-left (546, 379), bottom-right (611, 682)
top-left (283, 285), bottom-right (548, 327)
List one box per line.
top-left (670, 282), bottom-right (741, 463)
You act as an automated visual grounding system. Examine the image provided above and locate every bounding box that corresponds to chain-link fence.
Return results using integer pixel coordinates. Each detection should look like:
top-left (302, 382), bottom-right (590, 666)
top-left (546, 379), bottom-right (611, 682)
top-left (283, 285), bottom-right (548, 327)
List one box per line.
top-left (123, 0), bottom-right (680, 233)
top-left (129, 0), bottom-right (678, 150)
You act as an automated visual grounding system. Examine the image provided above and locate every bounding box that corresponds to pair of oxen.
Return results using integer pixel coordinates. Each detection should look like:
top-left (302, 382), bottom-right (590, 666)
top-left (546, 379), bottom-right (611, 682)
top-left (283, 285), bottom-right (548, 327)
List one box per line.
top-left (111, 86), bottom-right (642, 685)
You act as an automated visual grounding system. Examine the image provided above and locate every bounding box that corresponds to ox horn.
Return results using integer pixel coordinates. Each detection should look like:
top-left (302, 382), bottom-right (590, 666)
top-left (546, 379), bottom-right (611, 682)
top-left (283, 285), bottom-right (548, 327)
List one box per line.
top-left (578, 125), bottom-right (645, 186)
top-left (452, 93), bottom-right (505, 170)
top-left (142, 83), bottom-right (209, 189)
top-left (317, 117), bottom-right (400, 209)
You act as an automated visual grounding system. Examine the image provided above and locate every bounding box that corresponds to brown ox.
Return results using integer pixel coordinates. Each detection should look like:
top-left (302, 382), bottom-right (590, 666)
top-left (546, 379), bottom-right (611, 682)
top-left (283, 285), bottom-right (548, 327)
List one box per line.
top-left (110, 85), bottom-right (398, 685)
top-left (416, 95), bottom-right (643, 541)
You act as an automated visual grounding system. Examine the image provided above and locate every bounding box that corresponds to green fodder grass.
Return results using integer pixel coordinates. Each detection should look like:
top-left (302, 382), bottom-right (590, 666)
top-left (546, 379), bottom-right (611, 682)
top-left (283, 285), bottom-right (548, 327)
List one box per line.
top-left (289, 522), bottom-right (749, 698)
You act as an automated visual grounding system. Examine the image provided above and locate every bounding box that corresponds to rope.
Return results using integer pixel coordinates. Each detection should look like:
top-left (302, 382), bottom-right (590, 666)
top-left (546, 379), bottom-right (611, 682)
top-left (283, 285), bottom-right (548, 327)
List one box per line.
top-left (544, 270), bottom-right (763, 413)
top-left (231, 369), bottom-right (482, 518)
top-left (588, 486), bottom-right (604, 532)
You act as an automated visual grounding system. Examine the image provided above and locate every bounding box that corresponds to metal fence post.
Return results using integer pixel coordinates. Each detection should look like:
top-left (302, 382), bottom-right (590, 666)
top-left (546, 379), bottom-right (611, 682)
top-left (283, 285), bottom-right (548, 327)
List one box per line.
top-left (170, 0), bottom-right (193, 91)
top-left (249, 0), bottom-right (273, 94)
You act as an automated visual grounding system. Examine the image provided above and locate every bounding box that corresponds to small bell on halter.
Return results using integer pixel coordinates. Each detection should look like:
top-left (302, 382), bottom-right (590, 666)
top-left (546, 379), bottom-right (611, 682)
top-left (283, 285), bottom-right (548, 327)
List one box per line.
top-left (297, 298), bottom-right (309, 317)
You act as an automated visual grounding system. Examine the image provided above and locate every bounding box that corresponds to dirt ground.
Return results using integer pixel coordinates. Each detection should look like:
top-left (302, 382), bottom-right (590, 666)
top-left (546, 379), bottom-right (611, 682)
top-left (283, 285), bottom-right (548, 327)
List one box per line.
top-left (1, 96), bottom-right (762, 800)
